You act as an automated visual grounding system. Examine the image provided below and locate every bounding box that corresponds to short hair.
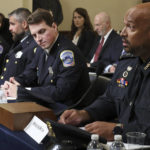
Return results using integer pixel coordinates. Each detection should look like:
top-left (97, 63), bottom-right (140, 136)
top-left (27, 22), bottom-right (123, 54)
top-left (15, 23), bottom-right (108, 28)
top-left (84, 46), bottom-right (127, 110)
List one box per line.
top-left (8, 8), bottom-right (31, 23)
top-left (27, 8), bottom-right (54, 26)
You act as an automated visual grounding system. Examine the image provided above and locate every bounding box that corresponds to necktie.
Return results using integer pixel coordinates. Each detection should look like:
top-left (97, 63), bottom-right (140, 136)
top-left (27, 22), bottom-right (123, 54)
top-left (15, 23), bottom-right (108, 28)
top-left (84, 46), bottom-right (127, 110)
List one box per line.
top-left (94, 37), bottom-right (104, 62)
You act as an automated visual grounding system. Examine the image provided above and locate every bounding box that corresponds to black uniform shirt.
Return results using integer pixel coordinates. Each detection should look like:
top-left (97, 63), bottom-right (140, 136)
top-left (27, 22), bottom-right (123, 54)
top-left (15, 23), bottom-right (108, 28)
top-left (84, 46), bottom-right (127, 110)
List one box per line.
top-left (15, 34), bottom-right (90, 112)
top-left (0, 34), bottom-right (42, 85)
top-left (85, 55), bottom-right (150, 144)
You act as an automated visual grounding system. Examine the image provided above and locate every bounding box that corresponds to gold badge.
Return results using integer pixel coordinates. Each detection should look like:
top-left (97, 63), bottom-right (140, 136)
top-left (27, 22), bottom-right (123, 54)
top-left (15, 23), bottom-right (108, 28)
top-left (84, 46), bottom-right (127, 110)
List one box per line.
top-left (6, 59), bottom-right (9, 63)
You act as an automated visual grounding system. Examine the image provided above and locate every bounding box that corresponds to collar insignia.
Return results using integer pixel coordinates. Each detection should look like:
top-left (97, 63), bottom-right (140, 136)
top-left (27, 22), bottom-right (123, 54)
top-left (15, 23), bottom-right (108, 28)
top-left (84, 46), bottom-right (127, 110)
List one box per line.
top-left (144, 61), bottom-right (150, 70)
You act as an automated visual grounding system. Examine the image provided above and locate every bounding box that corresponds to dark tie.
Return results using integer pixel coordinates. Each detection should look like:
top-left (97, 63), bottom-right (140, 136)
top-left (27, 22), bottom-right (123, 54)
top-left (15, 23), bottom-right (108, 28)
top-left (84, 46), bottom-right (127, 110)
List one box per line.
top-left (94, 37), bottom-right (104, 62)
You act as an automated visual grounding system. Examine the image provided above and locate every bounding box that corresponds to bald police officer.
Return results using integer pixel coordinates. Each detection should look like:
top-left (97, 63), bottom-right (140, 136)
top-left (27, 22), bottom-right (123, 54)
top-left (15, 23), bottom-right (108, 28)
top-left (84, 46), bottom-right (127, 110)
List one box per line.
top-left (59, 2), bottom-right (150, 144)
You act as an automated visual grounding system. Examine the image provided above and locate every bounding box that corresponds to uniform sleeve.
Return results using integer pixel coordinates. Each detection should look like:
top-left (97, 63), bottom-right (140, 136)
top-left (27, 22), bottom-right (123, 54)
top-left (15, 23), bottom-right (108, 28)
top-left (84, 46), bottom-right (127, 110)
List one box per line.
top-left (17, 50), bottom-right (85, 103)
top-left (15, 48), bottom-right (42, 86)
top-left (84, 89), bottom-right (117, 122)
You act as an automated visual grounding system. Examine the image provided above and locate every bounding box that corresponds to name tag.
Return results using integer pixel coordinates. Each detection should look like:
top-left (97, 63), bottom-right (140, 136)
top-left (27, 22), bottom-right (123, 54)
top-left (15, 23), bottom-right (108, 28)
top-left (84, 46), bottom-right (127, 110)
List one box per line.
top-left (24, 116), bottom-right (49, 144)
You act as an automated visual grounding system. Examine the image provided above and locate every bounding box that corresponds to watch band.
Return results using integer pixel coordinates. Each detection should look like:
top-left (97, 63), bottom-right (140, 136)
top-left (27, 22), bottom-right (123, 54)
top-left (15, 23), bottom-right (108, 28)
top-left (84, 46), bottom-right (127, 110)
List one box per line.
top-left (113, 123), bottom-right (123, 135)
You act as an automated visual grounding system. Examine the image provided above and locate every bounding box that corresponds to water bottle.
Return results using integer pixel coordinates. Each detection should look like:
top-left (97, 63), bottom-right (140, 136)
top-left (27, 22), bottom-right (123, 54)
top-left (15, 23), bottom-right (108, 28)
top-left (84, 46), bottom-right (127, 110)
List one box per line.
top-left (0, 88), bottom-right (7, 103)
top-left (109, 135), bottom-right (126, 150)
top-left (87, 134), bottom-right (104, 150)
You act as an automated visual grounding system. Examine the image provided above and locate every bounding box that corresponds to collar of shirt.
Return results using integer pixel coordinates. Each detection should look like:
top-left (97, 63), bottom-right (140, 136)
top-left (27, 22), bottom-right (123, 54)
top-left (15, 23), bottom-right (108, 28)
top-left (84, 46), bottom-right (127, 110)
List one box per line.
top-left (102, 28), bottom-right (113, 45)
top-left (20, 31), bottom-right (30, 43)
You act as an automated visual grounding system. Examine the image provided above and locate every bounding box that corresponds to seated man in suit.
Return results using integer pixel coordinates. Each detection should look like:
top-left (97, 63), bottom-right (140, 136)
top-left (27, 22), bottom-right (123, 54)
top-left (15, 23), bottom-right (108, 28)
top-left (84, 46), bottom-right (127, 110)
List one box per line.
top-left (0, 8), bottom-right (42, 85)
top-left (87, 12), bottom-right (123, 74)
top-left (59, 2), bottom-right (150, 144)
top-left (2, 8), bottom-right (90, 114)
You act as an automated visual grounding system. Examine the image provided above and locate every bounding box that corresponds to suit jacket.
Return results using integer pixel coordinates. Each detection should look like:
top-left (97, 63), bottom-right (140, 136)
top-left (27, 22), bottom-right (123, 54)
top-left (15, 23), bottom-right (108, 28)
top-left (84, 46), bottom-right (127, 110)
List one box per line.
top-left (77, 30), bottom-right (96, 58)
top-left (15, 34), bottom-right (90, 113)
top-left (88, 30), bottom-right (123, 70)
top-left (0, 34), bottom-right (42, 85)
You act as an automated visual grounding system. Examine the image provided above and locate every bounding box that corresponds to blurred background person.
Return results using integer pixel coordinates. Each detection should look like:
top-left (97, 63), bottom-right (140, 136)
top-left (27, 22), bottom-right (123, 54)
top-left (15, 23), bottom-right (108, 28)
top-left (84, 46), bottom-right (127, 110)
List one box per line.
top-left (87, 12), bottom-right (123, 74)
top-left (0, 13), bottom-right (13, 74)
top-left (71, 8), bottom-right (96, 58)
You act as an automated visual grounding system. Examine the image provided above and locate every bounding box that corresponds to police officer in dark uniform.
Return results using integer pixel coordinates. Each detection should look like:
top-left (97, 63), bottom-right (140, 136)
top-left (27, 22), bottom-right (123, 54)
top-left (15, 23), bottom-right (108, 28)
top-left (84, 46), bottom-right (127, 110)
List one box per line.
top-left (0, 13), bottom-right (13, 74)
top-left (59, 2), bottom-right (150, 144)
top-left (0, 8), bottom-right (42, 85)
top-left (3, 9), bottom-right (90, 114)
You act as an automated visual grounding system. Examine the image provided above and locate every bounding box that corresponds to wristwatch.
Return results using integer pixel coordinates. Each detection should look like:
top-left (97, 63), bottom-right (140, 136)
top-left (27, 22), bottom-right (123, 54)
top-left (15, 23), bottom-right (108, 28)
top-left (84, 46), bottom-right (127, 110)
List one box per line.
top-left (113, 123), bottom-right (123, 135)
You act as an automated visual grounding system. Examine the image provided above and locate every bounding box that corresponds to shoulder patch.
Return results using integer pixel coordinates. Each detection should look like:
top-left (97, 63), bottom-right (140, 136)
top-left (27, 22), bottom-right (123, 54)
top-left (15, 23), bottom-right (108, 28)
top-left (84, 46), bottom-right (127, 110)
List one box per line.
top-left (60, 50), bottom-right (75, 67)
top-left (0, 45), bottom-right (3, 54)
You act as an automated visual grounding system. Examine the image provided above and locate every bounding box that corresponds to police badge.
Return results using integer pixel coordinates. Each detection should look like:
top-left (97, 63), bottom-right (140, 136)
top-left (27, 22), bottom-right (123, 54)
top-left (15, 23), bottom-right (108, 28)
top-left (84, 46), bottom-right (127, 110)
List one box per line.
top-left (48, 66), bottom-right (53, 75)
top-left (15, 51), bottom-right (23, 58)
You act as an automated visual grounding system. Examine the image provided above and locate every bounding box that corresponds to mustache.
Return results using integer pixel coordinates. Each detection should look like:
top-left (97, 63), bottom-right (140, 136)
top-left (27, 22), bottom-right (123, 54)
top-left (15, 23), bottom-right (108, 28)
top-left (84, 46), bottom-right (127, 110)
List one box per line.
top-left (122, 37), bottom-right (129, 44)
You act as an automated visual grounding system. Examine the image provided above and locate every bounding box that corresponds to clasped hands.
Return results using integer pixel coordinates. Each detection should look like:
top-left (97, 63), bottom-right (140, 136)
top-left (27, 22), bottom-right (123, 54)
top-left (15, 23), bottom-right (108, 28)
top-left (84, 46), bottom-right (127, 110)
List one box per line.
top-left (1, 77), bottom-right (20, 98)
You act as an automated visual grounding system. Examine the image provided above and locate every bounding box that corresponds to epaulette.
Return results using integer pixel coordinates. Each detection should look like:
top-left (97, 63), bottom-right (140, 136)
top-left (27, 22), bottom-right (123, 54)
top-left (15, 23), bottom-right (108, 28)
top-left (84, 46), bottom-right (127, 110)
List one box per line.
top-left (119, 52), bottom-right (136, 60)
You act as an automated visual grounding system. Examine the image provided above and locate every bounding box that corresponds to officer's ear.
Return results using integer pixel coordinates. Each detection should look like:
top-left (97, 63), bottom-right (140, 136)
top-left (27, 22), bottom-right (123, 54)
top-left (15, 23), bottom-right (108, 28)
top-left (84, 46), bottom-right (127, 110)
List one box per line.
top-left (22, 20), bottom-right (28, 30)
top-left (52, 22), bottom-right (57, 31)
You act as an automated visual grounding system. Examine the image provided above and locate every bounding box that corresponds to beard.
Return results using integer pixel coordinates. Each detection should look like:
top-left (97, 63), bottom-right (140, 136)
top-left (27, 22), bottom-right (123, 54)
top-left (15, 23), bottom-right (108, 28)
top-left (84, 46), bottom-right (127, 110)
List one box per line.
top-left (12, 31), bottom-right (26, 42)
top-left (124, 45), bottom-right (144, 57)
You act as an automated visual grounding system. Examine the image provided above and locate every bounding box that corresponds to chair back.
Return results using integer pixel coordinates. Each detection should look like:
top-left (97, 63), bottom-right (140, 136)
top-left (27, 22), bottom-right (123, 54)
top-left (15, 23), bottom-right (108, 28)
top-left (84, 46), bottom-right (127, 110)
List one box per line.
top-left (56, 74), bottom-right (111, 116)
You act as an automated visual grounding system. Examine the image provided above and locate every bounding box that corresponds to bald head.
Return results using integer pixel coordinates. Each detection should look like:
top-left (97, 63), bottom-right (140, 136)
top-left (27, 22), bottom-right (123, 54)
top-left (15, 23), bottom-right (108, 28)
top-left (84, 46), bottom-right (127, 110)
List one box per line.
top-left (121, 2), bottom-right (150, 60)
top-left (126, 2), bottom-right (150, 29)
top-left (95, 12), bottom-right (111, 25)
top-left (94, 12), bottom-right (111, 36)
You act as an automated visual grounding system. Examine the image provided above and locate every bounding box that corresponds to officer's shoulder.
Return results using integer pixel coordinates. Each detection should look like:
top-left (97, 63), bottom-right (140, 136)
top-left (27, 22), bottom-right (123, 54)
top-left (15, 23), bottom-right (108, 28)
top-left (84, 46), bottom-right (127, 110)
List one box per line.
top-left (59, 50), bottom-right (75, 67)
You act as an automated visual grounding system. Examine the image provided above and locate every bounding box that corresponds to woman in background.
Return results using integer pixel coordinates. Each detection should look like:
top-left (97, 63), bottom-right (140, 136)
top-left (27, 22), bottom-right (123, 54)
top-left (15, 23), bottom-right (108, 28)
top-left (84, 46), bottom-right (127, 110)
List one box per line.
top-left (71, 8), bottom-right (96, 58)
